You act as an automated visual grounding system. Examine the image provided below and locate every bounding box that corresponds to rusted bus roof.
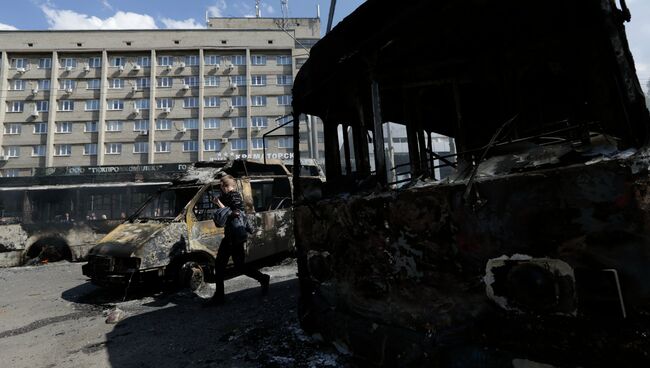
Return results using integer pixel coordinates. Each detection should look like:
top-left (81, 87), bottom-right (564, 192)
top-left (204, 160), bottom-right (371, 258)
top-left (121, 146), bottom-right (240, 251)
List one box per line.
top-left (293, 0), bottom-right (650, 149)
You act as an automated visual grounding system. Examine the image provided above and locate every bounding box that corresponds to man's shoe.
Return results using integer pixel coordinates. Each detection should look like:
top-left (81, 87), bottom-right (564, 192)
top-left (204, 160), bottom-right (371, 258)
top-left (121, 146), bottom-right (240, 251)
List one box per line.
top-left (260, 274), bottom-right (270, 296)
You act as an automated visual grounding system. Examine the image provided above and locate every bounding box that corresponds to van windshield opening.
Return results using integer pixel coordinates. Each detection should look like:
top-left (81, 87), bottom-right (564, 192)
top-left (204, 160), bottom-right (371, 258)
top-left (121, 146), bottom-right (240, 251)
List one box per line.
top-left (134, 187), bottom-right (198, 219)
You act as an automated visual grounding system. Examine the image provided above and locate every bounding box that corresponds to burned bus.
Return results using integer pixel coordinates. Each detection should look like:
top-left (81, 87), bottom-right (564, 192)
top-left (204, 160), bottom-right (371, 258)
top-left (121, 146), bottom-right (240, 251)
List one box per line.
top-left (0, 164), bottom-right (183, 267)
top-left (82, 160), bottom-right (313, 290)
top-left (291, 0), bottom-right (650, 366)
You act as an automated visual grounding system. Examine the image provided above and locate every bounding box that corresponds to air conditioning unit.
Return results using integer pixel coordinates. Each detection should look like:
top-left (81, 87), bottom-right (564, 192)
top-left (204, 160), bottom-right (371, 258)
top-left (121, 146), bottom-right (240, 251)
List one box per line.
top-left (179, 62), bottom-right (186, 68)
top-left (0, 155), bottom-right (7, 161)
top-left (252, 126), bottom-right (261, 132)
top-left (65, 66), bottom-right (73, 72)
top-left (226, 64), bottom-right (234, 71)
top-left (134, 64), bottom-right (141, 71)
top-left (164, 107), bottom-right (171, 113)
top-left (83, 65), bottom-right (90, 72)
top-left (180, 127), bottom-right (187, 133)
top-left (31, 110), bottom-right (39, 117)
top-left (31, 88), bottom-right (39, 96)
top-left (16, 67), bottom-right (26, 73)
top-left (118, 65), bottom-right (125, 71)
top-left (214, 65), bottom-right (221, 70)
top-left (166, 65), bottom-right (173, 71)
top-left (182, 84), bottom-right (190, 90)
top-left (220, 138), bottom-right (229, 144)
top-left (65, 87), bottom-right (73, 94)
top-left (229, 126), bottom-right (236, 132)
top-left (229, 83), bottom-right (238, 90)
top-left (134, 107), bottom-right (140, 114)
top-left (138, 130), bottom-right (148, 135)
top-left (228, 105), bottom-right (235, 112)
top-left (132, 85), bottom-right (138, 92)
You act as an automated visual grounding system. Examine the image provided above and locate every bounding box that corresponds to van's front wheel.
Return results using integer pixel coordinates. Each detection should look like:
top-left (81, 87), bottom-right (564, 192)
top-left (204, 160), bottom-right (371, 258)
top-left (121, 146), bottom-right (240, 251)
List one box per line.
top-left (179, 261), bottom-right (205, 292)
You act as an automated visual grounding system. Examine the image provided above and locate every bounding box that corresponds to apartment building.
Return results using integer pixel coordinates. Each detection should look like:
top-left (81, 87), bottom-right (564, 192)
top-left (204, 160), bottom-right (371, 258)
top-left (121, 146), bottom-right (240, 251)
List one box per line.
top-left (0, 17), bottom-right (321, 177)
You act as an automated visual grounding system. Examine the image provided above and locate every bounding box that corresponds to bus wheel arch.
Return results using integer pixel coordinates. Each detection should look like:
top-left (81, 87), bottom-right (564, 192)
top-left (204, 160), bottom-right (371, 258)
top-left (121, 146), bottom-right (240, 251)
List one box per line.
top-left (24, 236), bottom-right (73, 265)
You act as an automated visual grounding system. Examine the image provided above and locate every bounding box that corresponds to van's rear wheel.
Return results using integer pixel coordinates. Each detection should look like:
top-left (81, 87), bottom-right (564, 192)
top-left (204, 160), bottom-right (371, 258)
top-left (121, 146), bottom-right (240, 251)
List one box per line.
top-left (179, 261), bottom-right (205, 292)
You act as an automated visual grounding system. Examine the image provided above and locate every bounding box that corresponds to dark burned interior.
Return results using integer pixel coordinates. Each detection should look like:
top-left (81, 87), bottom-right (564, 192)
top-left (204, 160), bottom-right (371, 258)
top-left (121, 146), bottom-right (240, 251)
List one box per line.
top-left (293, 0), bottom-right (650, 191)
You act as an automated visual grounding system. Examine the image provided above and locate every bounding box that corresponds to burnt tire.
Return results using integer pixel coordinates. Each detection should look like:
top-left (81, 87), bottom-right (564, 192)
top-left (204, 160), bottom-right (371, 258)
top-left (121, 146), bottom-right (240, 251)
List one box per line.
top-left (179, 261), bottom-right (205, 292)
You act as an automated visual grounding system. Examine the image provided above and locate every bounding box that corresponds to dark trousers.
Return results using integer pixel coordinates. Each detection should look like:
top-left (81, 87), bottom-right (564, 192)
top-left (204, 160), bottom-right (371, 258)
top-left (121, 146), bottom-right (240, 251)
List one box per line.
top-left (213, 236), bottom-right (266, 301)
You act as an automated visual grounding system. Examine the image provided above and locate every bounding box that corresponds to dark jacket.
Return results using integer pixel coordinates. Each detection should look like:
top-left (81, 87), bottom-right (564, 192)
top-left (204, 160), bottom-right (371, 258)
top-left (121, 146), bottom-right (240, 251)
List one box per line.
top-left (213, 191), bottom-right (254, 243)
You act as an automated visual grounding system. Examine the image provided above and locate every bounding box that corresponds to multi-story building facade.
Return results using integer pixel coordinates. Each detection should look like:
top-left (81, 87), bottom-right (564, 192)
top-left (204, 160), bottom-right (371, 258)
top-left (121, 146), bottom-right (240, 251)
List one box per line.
top-left (0, 17), bottom-right (321, 177)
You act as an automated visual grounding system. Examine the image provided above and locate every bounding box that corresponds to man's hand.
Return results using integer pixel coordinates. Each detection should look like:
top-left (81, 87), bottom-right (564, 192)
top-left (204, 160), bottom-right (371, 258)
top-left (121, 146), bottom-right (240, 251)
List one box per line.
top-left (212, 197), bottom-right (225, 208)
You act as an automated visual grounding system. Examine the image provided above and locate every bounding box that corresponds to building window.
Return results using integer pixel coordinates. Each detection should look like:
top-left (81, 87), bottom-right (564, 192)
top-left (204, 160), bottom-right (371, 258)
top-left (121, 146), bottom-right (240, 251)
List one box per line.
top-left (135, 99), bottom-right (150, 110)
top-left (251, 55), bottom-right (266, 65)
top-left (38, 58), bottom-right (52, 69)
top-left (60, 58), bottom-right (77, 68)
top-left (105, 143), bottom-right (122, 154)
top-left (203, 139), bottom-right (220, 152)
top-left (60, 79), bottom-right (76, 91)
top-left (54, 144), bottom-right (71, 156)
top-left (183, 97), bottom-right (199, 108)
top-left (183, 140), bottom-right (198, 152)
top-left (204, 118), bottom-right (220, 129)
top-left (88, 57), bottom-right (102, 68)
top-left (277, 95), bottom-right (292, 106)
top-left (38, 79), bottom-right (51, 90)
top-left (56, 122), bottom-right (73, 133)
top-left (278, 137), bottom-right (293, 149)
top-left (32, 145), bottom-right (46, 157)
top-left (106, 120), bottom-right (123, 132)
top-left (109, 79), bottom-right (124, 89)
top-left (34, 123), bottom-right (47, 134)
top-left (11, 58), bottom-right (26, 69)
top-left (205, 75), bottom-right (219, 87)
top-left (204, 55), bottom-right (221, 65)
top-left (251, 96), bottom-right (267, 106)
top-left (133, 120), bottom-right (149, 132)
top-left (231, 117), bottom-right (247, 129)
top-left (59, 100), bottom-right (74, 111)
top-left (183, 119), bottom-right (199, 130)
top-left (157, 77), bottom-right (172, 88)
top-left (8, 101), bottom-right (24, 113)
top-left (4, 124), bottom-right (21, 135)
top-left (156, 98), bottom-right (173, 109)
top-left (2, 169), bottom-right (20, 177)
top-left (35, 101), bottom-right (49, 112)
top-left (185, 55), bottom-right (199, 66)
top-left (276, 55), bottom-right (292, 65)
top-left (231, 138), bottom-right (247, 151)
top-left (137, 77), bottom-right (150, 89)
top-left (251, 75), bottom-right (266, 86)
top-left (158, 55), bottom-right (173, 66)
top-left (277, 115), bottom-right (293, 127)
top-left (137, 56), bottom-right (150, 67)
top-left (3, 146), bottom-right (20, 157)
top-left (251, 116), bottom-right (268, 128)
top-left (251, 138), bottom-right (264, 150)
top-left (85, 100), bottom-right (100, 111)
top-left (231, 75), bottom-right (246, 86)
top-left (231, 55), bottom-right (245, 65)
top-left (10, 80), bottom-right (25, 91)
top-left (277, 75), bottom-right (292, 85)
top-left (231, 96), bottom-right (246, 107)
top-left (83, 143), bottom-right (97, 155)
top-left (107, 99), bottom-right (124, 110)
top-left (184, 76), bottom-right (199, 87)
top-left (156, 119), bottom-right (171, 130)
top-left (133, 142), bottom-right (148, 153)
top-left (85, 121), bottom-right (98, 132)
top-left (87, 79), bottom-right (101, 89)
top-left (204, 96), bottom-right (220, 108)
top-left (111, 57), bottom-right (125, 67)
top-left (155, 141), bottom-right (171, 153)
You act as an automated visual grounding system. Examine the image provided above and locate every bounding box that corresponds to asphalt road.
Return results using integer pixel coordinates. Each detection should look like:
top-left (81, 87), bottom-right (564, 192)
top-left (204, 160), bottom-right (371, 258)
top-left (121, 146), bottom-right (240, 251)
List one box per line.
top-left (0, 260), bottom-right (352, 368)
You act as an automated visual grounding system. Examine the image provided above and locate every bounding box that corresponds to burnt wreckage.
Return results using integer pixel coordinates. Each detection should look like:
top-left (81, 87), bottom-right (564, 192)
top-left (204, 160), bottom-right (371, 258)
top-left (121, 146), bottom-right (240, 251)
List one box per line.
top-left (291, 0), bottom-right (650, 366)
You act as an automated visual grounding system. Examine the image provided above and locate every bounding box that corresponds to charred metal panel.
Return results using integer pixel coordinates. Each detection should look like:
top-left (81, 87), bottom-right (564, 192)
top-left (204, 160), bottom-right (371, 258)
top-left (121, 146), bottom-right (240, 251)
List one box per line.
top-left (137, 223), bottom-right (188, 269)
top-left (295, 156), bottom-right (650, 365)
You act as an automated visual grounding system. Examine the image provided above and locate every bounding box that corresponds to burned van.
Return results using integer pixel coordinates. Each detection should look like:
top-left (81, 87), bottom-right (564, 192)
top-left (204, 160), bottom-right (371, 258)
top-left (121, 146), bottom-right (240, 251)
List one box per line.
top-left (82, 160), bottom-right (303, 289)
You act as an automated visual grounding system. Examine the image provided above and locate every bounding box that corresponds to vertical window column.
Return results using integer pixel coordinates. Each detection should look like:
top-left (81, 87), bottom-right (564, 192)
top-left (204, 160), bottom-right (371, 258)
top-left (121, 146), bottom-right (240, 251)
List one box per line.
top-left (45, 51), bottom-right (59, 167)
top-left (198, 48), bottom-right (205, 161)
top-left (245, 49), bottom-right (252, 157)
top-left (0, 52), bottom-right (9, 154)
top-left (97, 50), bottom-right (109, 165)
top-left (148, 49), bottom-right (156, 164)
